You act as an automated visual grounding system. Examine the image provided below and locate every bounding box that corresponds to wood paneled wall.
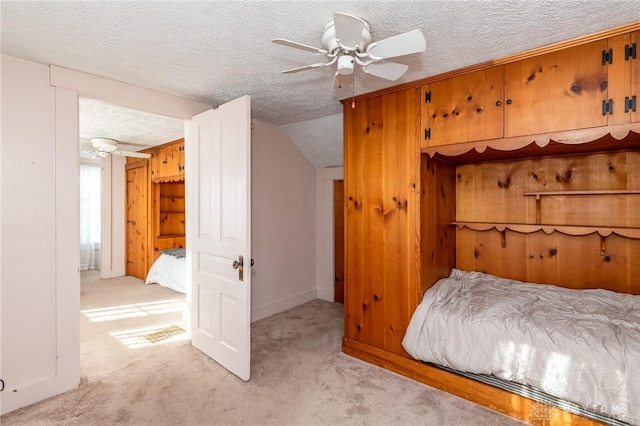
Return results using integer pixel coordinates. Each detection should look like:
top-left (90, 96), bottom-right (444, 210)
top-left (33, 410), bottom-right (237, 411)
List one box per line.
top-left (420, 156), bottom-right (457, 296)
top-left (455, 151), bottom-right (640, 294)
top-left (343, 88), bottom-right (420, 356)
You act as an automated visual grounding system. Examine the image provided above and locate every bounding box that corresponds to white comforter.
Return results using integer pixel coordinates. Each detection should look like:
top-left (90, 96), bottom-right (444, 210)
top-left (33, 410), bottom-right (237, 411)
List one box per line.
top-left (402, 269), bottom-right (640, 424)
top-left (145, 253), bottom-right (187, 294)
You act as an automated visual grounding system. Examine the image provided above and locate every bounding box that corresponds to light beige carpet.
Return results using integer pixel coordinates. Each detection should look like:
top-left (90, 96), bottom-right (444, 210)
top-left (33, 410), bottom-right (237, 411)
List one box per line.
top-left (2, 272), bottom-right (526, 425)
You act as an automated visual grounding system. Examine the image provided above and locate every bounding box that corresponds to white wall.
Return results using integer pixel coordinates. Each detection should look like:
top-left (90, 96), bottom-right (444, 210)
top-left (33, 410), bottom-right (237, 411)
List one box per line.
top-left (1, 55), bottom-right (80, 414)
top-left (99, 155), bottom-right (126, 278)
top-left (250, 120), bottom-right (317, 321)
top-left (1, 56), bottom-right (211, 414)
top-left (0, 55), bottom-right (322, 413)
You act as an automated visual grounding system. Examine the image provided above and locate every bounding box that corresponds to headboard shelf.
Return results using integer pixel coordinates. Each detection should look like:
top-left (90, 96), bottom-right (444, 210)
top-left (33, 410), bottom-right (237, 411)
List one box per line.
top-left (524, 189), bottom-right (640, 197)
top-left (522, 189), bottom-right (640, 224)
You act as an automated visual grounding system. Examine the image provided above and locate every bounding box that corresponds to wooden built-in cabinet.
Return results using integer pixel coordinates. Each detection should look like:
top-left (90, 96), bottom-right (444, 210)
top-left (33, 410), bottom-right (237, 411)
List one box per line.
top-left (344, 22), bottom-right (640, 426)
top-left (125, 138), bottom-right (186, 279)
top-left (421, 30), bottom-right (639, 149)
top-left (608, 30), bottom-right (640, 125)
top-left (421, 66), bottom-right (504, 146)
top-left (150, 138), bottom-right (185, 181)
top-left (502, 39), bottom-right (608, 137)
top-left (343, 88), bottom-right (421, 356)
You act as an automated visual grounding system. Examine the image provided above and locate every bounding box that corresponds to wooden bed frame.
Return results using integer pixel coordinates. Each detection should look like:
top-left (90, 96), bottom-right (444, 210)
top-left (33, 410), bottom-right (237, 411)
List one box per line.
top-left (342, 22), bottom-right (640, 426)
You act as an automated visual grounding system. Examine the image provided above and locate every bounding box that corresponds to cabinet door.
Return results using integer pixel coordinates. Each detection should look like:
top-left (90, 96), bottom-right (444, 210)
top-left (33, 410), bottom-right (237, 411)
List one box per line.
top-left (125, 164), bottom-right (148, 280)
top-left (631, 31), bottom-right (639, 124)
top-left (607, 32), bottom-right (635, 126)
top-left (422, 66), bottom-right (504, 147)
top-left (149, 148), bottom-right (161, 179)
top-left (344, 88), bottom-right (420, 356)
top-left (177, 141), bottom-right (185, 175)
top-left (157, 144), bottom-right (177, 178)
top-left (504, 39), bottom-right (608, 137)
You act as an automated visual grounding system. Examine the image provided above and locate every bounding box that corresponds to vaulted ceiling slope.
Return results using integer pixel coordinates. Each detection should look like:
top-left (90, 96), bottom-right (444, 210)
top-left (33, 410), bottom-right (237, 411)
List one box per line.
top-left (2, 1), bottom-right (638, 168)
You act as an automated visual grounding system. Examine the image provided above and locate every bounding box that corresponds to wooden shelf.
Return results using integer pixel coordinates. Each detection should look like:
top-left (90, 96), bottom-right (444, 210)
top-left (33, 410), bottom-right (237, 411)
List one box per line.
top-left (157, 234), bottom-right (185, 239)
top-left (452, 221), bottom-right (640, 239)
top-left (525, 189), bottom-right (640, 198)
top-left (523, 189), bottom-right (640, 224)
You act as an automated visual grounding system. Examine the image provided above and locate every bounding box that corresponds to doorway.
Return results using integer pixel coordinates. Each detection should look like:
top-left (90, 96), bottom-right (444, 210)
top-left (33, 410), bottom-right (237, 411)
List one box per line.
top-left (78, 97), bottom-right (189, 367)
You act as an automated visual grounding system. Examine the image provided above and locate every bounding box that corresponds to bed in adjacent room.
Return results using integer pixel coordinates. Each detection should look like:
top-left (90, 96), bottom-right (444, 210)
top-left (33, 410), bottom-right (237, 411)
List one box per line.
top-left (145, 248), bottom-right (187, 294)
top-left (402, 268), bottom-right (640, 425)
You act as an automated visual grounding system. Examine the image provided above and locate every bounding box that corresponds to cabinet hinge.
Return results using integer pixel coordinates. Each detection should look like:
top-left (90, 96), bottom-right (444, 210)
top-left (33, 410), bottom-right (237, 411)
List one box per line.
top-left (424, 128), bottom-right (431, 140)
top-left (601, 48), bottom-right (613, 65)
top-left (602, 99), bottom-right (613, 115)
top-left (625, 96), bottom-right (637, 113)
top-left (424, 91), bottom-right (431, 103)
top-left (625, 43), bottom-right (637, 61)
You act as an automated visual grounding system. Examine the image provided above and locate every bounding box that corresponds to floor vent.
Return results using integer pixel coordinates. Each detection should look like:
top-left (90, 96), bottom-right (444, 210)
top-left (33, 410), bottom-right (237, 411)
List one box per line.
top-left (143, 325), bottom-right (186, 344)
top-left (426, 363), bottom-right (631, 426)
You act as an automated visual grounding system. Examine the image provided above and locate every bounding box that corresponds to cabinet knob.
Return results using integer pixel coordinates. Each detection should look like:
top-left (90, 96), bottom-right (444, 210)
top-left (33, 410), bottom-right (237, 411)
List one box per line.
top-left (496, 101), bottom-right (502, 106)
top-left (506, 99), bottom-right (513, 105)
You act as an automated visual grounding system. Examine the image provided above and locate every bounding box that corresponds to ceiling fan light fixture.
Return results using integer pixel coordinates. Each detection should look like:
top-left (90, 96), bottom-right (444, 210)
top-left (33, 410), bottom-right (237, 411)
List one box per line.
top-left (337, 55), bottom-right (355, 75)
top-left (90, 137), bottom-right (118, 152)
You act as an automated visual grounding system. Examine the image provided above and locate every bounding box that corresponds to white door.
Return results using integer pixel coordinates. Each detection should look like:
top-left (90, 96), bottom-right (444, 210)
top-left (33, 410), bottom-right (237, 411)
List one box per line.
top-left (185, 95), bottom-right (251, 380)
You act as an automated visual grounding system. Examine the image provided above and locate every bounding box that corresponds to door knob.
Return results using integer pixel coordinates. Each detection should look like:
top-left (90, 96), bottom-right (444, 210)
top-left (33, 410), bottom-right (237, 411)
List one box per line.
top-left (232, 255), bottom-right (244, 281)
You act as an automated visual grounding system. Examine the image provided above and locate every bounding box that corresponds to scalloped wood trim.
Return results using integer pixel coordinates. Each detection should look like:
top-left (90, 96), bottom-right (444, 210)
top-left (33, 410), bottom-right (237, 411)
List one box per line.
top-left (423, 124), bottom-right (640, 158)
top-left (452, 221), bottom-right (640, 239)
top-left (152, 175), bottom-right (184, 183)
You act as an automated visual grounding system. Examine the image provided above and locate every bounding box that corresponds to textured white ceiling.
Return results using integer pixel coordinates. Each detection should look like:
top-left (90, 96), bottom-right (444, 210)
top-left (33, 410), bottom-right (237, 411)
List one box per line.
top-left (78, 98), bottom-right (185, 158)
top-left (2, 1), bottom-right (639, 167)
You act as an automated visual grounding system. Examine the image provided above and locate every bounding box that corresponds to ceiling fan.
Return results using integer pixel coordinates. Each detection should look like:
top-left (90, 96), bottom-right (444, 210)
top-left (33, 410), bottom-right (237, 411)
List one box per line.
top-left (84, 138), bottom-right (151, 159)
top-left (273, 12), bottom-right (426, 87)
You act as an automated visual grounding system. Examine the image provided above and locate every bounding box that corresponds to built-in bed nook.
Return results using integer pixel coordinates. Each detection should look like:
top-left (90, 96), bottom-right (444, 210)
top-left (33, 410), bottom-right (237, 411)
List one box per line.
top-left (342, 23), bottom-right (639, 426)
top-left (126, 138), bottom-right (187, 293)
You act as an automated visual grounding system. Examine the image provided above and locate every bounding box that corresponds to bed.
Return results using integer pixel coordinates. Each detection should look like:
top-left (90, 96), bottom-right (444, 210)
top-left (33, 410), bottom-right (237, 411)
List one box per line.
top-left (402, 268), bottom-right (640, 425)
top-left (145, 249), bottom-right (187, 294)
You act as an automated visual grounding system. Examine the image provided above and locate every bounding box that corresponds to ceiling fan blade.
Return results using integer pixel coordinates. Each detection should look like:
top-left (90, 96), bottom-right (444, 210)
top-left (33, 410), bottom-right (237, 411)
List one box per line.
top-left (333, 12), bottom-right (365, 49)
top-left (333, 71), bottom-right (353, 89)
top-left (272, 38), bottom-right (327, 54)
top-left (113, 150), bottom-right (151, 159)
top-left (363, 61), bottom-right (409, 81)
top-left (367, 29), bottom-right (426, 59)
top-left (282, 62), bottom-right (330, 74)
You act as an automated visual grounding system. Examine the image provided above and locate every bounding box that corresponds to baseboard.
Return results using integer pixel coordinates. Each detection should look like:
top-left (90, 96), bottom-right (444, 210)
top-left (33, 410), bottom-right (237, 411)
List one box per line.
top-left (251, 289), bottom-right (316, 322)
top-left (316, 287), bottom-right (334, 302)
top-left (99, 268), bottom-right (125, 279)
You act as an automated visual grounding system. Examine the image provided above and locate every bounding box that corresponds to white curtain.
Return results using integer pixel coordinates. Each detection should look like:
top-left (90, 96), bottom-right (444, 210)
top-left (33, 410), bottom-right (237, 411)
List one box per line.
top-left (80, 164), bottom-right (101, 270)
